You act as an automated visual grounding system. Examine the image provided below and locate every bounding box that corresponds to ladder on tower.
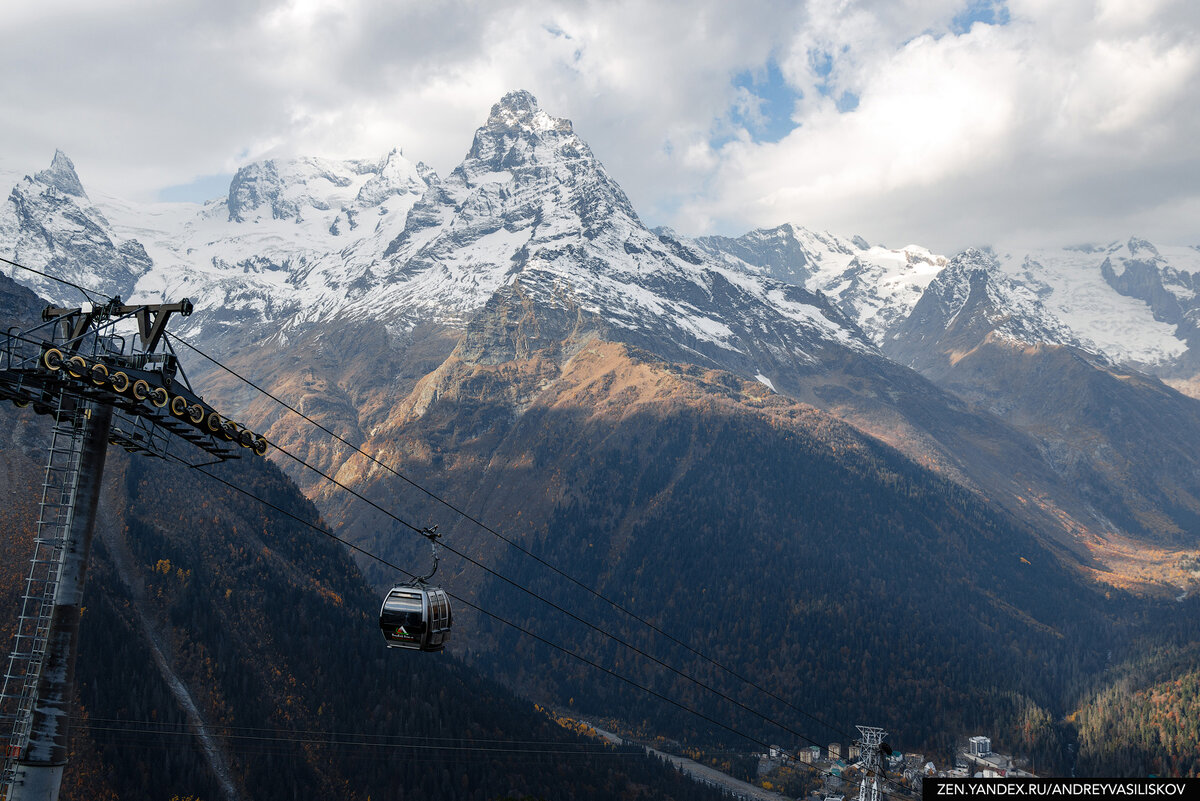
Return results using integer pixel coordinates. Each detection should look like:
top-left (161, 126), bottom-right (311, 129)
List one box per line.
top-left (0, 396), bottom-right (87, 792)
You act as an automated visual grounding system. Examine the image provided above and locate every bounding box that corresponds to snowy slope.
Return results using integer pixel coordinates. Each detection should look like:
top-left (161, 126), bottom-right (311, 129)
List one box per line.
top-left (98, 150), bottom-right (437, 333)
top-left (0, 94), bottom-right (872, 393)
top-left (694, 224), bottom-right (946, 346)
top-left (0, 151), bottom-right (151, 305)
top-left (342, 91), bottom-right (875, 374)
top-left (995, 244), bottom-right (1189, 368)
top-left (4, 98), bottom-right (1199, 385)
top-left (886, 248), bottom-right (1087, 358)
top-left (698, 224), bottom-right (1198, 376)
top-left (0, 92), bottom-right (874, 392)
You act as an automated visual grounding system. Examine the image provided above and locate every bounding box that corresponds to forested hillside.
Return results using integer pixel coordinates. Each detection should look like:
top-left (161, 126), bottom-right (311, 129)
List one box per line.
top-left (61, 454), bottom-right (727, 800)
top-left (1072, 611), bottom-right (1200, 778)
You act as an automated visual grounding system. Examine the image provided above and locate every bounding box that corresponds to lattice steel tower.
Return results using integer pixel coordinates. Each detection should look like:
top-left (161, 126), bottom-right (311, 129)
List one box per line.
top-left (855, 725), bottom-right (888, 801)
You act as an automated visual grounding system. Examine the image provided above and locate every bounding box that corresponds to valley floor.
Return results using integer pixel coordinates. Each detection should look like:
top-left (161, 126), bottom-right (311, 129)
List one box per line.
top-left (583, 720), bottom-right (790, 801)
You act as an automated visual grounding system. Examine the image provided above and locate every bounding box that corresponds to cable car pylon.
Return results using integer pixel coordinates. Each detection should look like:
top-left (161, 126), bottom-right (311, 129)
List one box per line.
top-left (855, 725), bottom-right (891, 801)
top-left (0, 291), bottom-right (270, 801)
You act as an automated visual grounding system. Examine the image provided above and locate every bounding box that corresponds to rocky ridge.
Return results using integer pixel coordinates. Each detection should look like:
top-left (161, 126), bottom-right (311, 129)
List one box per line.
top-left (0, 150), bottom-right (151, 304)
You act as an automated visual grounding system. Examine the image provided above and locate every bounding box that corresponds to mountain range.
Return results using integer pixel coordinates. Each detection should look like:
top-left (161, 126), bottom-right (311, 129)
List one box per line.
top-left (2, 90), bottom-right (1200, 783)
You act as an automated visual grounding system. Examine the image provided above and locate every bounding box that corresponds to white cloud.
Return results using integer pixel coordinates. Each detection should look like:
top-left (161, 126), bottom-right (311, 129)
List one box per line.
top-left (683, 0), bottom-right (1200, 250)
top-left (0, 0), bottom-right (1196, 251)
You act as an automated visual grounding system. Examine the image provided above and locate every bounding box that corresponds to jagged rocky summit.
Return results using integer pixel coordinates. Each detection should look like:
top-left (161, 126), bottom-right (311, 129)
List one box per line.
top-left (0, 149), bottom-right (150, 304)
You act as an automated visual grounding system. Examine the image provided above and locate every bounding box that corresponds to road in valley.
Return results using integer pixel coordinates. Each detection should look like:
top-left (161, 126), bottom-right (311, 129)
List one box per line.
top-left (584, 721), bottom-right (795, 801)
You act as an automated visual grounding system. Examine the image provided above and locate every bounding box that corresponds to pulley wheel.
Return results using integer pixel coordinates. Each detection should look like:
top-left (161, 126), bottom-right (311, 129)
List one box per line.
top-left (110, 371), bottom-right (130, 393)
top-left (170, 395), bottom-right (189, 416)
top-left (66, 355), bottom-right (87, 377)
top-left (131, 380), bottom-right (151, 401)
top-left (150, 387), bottom-right (169, 408)
top-left (253, 437), bottom-right (269, 456)
top-left (206, 411), bottom-right (223, 433)
top-left (188, 404), bottom-right (205, 424)
top-left (90, 362), bottom-right (109, 386)
top-left (42, 348), bottom-right (64, 371)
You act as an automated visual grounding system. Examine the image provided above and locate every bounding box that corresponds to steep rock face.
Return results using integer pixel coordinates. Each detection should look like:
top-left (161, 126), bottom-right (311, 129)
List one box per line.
top-left (694, 223), bottom-right (946, 345)
top-left (35, 150), bottom-right (88, 198)
top-left (0, 151), bottom-right (150, 304)
top-left (885, 249), bottom-right (1084, 376)
top-left (1099, 238), bottom-right (1200, 373)
top-left (694, 223), bottom-right (851, 285)
top-left (359, 90), bottom-right (878, 383)
top-left (702, 229), bottom-right (1199, 382)
top-left (992, 241), bottom-right (1193, 374)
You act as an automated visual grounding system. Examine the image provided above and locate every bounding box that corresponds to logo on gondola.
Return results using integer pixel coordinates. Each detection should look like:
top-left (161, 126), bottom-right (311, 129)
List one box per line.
top-left (394, 626), bottom-right (414, 639)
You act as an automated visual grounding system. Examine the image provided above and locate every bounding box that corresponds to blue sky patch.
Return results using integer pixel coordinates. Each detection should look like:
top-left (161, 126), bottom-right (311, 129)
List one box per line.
top-left (836, 91), bottom-right (860, 113)
top-left (809, 48), bottom-right (859, 112)
top-left (727, 60), bottom-right (801, 145)
top-left (158, 173), bottom-right (233, 204)
top-left (952, 0), bottom-right (1011, 34)
top-left (809, 49), bottom-right (834, 78)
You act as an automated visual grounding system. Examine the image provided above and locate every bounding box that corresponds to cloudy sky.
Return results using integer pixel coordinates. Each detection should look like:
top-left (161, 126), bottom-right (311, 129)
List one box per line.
top-left (2, 0), bottom-right (1197, 252)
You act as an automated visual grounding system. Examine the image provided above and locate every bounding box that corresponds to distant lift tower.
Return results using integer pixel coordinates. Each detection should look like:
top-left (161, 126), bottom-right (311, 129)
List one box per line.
top-left (0, 295), bottom-right (269, 801)
top-left (855, 725), bottom-right (889, 801)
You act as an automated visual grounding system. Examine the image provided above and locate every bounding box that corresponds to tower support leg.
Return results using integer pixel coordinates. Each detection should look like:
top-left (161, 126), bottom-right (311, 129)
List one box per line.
top-left (10, 403), bottom-right (112, 801)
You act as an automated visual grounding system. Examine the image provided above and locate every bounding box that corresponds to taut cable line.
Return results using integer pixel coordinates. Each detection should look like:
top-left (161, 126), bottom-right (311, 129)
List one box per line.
top-left (172, 455), bottom-right (915, 799)
top-left (168, 330), bottom-right (855, 743)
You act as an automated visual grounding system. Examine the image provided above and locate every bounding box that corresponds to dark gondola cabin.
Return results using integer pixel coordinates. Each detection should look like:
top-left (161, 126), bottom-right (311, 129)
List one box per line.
top-left (379, 585), bottom-right (452, 652)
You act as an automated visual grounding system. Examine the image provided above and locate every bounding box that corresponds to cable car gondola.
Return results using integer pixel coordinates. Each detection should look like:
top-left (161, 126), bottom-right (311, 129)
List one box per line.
top-left (379, 584), bottom-right (452, 651)
top-left (379, 526), bottom-right (452, 652)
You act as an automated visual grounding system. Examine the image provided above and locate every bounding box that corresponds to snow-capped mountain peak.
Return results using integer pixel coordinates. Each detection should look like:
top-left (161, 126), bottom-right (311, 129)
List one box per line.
top-left (0, 151), bottom-right (148, 304)
top-left (904, 247), bottom-right (1085, 349)
top-left (0, 92), bottom-right (867, 392)
top-left (988, 239), bottom-right (1192, 370)
top-left (339, 91), bottom-right (874, 383)
top-left (11, 94), bottom-right (1198, 394)
top-left (355, 148), bottom-right (432, 208)
top-left (482, 89), bottom-right (575, 139)
top-left (224, 153), bottom-right (432, 225)
top-left (693, 223), bottom-right (947, 345)
top-left (36, 150), bottom-right (88, 199)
